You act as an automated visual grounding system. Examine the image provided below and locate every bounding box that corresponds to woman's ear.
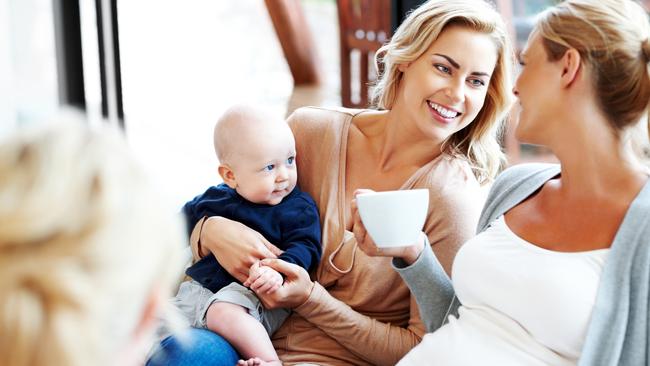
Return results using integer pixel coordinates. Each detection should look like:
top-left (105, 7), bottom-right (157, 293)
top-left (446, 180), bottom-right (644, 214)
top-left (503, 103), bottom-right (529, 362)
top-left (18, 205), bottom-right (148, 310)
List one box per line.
top-left (397, 62), bottom-right (411, 72)
top-left (218, 164), bottom-right (237, 189)
top-left (560, 48), bottom-right (582, 88)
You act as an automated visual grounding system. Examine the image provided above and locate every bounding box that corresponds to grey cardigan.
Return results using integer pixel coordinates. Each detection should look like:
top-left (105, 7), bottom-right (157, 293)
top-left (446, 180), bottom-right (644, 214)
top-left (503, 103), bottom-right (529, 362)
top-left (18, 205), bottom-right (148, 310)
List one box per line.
top-left (394, 163), bottom-right (650, 365)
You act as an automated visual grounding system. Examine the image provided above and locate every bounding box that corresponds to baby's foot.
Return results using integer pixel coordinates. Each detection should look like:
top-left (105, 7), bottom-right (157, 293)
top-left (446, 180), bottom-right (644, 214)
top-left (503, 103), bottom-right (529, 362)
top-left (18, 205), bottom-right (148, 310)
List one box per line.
top-left (237, 357), bottom-right (282, 366)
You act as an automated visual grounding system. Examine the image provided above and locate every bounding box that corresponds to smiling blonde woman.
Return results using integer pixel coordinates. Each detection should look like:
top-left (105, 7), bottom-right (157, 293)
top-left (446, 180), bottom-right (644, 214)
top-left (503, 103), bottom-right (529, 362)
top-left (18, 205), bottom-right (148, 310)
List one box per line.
top-left (147, 1), bottom-right (516, 365)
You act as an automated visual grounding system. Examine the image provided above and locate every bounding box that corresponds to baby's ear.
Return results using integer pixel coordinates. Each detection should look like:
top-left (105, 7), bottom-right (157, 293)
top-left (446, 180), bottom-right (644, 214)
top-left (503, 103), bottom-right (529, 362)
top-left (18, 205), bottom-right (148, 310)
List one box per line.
top-left (218, 164), bottom-right (237, 189)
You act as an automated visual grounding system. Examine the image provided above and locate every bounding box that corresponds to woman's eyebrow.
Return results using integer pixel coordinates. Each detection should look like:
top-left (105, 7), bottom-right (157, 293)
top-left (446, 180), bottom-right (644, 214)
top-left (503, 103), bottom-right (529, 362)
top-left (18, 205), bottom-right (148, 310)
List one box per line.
top-left (434, 53), bottom-right (460, 69)
top-left (434, 53), bottom-right (491, 78)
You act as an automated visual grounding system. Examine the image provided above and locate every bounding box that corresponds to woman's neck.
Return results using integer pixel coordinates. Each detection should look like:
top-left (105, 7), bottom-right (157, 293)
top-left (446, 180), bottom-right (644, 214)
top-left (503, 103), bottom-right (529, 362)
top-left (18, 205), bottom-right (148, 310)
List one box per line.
top-left (368, 107), bottom-right (443, 171)
top-left (550, 114), bottom-right (648, 200)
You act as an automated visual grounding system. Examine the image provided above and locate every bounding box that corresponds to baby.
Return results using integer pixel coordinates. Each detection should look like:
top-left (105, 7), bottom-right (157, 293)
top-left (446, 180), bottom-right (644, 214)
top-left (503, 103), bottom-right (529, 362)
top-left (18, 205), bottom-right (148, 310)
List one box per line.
top-left (175, 106), bottom-right (321, 366)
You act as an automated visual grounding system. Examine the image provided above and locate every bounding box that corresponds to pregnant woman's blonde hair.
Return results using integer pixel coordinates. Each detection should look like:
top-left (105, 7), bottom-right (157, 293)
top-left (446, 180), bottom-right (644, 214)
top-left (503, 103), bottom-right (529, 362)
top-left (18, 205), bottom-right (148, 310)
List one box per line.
top-left (536, 0), bottom-right (650, 159)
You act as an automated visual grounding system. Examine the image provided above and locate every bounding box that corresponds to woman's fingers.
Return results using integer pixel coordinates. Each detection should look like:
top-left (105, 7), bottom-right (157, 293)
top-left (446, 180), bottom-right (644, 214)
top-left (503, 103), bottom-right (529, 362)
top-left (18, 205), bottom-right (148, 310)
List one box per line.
top-left (353, 188), bottom-right (375, 197)
top-left (350, 196), bottom-right (358, 216)
top-left (250, 238), bottom-right (277, 260)
top-left (351, 188), bottom-right (383, 256)
top-left (259, 234), bottom-right (283, 257)
top-left (257, 259), bottom-right (313, 308)
top-left (201, 217), bottom-right (279, 282)
top-left (353, 209), bottom-right (374, 252)
top-left (259, 258), bottom-right (301, 278)
top-left (354, 209), bottom-right (402, 258)
top-left (235, 269), bottom-right (250, 283)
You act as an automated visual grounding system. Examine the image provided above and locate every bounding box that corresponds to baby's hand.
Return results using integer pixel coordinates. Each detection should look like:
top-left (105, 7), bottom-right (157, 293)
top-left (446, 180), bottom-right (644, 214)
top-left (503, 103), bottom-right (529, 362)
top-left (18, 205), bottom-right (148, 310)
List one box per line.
top-left (244, 261), bottom-right (283, 294)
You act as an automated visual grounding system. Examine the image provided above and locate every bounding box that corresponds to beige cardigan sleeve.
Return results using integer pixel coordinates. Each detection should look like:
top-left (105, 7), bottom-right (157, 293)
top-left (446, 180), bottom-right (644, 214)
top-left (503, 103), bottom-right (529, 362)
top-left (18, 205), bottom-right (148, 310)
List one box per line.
top-left (294, 282), bottom-right (424, 366)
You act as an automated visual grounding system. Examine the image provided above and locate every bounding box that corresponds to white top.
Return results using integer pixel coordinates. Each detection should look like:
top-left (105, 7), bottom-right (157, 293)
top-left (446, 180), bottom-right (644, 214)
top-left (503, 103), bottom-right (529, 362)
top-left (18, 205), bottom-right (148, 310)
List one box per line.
top-left (398, 216), bottom-right (609, 366)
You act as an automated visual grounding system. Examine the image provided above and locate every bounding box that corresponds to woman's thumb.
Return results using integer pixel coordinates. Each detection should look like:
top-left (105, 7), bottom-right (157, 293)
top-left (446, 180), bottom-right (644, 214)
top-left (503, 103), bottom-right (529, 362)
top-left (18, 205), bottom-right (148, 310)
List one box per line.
top-left (260, 258), bottom-right (295, 277)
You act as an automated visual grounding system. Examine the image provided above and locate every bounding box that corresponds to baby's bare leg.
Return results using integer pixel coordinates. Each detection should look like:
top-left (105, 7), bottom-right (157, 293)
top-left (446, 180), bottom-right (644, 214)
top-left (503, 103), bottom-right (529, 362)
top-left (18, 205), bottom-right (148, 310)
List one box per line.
top-left (206, 302), bottom-right (281, 365)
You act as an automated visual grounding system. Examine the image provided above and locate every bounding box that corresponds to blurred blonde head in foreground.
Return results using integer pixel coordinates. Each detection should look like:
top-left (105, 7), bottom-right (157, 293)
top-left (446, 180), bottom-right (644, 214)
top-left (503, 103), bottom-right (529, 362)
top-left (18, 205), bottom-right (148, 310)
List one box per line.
top-left (0, 112), bottom-right (185, 366)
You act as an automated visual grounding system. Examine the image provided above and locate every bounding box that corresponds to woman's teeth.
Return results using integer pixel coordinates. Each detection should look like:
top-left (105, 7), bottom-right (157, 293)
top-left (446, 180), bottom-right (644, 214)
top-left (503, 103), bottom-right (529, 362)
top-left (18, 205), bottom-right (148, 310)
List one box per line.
top-left (428, 101), bottom-right (460, 118)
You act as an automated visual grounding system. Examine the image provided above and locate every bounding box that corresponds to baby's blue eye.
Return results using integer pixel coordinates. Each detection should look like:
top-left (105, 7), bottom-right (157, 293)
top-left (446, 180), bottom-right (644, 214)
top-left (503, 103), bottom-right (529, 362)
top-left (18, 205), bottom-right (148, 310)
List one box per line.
top-left (287, 156), bottom-right (295, 165)
top-left (263, 164), bottom-right (275, 172)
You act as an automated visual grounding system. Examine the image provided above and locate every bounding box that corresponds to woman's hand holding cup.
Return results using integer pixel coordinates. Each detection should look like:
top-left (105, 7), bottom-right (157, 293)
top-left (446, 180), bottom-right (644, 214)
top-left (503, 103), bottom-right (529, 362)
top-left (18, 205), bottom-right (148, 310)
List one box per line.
top-left (352, 189), bottom-right (426, 264)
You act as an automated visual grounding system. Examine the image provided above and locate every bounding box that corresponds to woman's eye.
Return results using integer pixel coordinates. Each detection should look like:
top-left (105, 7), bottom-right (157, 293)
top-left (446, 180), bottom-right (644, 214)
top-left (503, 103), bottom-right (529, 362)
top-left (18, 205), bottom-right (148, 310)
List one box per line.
top-left (287, 156), bottom-right (295, 165)
top-left (435, 64), bottom-right (451, 74)
top-left (469, 78), bottom-right (486, 87)
top-left (263, 164), bottom-right (275, 172)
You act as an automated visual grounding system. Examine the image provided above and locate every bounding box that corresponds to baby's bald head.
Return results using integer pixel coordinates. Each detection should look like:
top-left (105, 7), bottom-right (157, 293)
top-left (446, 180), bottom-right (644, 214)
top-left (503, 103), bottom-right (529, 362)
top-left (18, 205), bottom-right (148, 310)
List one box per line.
top-left (213, 105), bottom-right (289, 165)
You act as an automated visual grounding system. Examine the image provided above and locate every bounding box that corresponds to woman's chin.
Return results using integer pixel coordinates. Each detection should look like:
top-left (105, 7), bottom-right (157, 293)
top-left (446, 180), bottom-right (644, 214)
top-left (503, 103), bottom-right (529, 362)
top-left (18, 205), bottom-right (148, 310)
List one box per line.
top-left (514, 129), bottom-right (546, 149)
top-left (514, 122), bottom-right (536, 145)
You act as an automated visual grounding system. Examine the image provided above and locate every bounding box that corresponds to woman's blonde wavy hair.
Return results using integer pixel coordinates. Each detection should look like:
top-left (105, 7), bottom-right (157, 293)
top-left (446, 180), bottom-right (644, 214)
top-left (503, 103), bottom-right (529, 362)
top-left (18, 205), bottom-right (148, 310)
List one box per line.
top-left (536, 0), bottom-right (650, 160)
top-left (371, 0), bottom-right (514, 184)
top-left (0, 112), bottom-right (185, 366)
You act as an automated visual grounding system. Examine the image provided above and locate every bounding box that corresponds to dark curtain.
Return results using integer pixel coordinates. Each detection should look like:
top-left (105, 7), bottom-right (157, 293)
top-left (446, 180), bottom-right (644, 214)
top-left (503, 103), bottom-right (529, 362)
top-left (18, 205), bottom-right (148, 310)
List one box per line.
top-left (392, 0), bottom-right (427, 31)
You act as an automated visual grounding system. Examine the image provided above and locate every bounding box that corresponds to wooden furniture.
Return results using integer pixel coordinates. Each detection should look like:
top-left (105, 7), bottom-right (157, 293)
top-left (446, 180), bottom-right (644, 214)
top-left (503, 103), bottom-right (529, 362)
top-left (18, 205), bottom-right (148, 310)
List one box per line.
top-left (264, 0), bottom-right (322, 86)
top-left (336, 0), bottom-right (392, 108)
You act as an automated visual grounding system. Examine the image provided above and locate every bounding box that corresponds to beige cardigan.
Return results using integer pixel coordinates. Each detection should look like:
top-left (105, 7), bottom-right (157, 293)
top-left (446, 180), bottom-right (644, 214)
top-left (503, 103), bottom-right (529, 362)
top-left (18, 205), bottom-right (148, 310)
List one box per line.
top-left (192, 107), bottom-right (484, 365)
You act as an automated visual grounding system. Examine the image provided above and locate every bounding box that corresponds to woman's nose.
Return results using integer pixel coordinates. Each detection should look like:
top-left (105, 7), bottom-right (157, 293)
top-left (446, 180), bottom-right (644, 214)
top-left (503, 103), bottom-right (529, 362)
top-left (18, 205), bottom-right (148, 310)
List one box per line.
top-left (445, 79), bottom-right (464, 104)
top-left (512, 86), bottom-right (519, 97)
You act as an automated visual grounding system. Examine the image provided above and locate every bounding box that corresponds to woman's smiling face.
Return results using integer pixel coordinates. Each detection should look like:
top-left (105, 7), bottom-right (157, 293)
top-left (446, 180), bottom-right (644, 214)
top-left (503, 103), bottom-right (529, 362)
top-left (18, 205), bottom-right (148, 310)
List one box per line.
top-left (396, 25), bottom-right (498, 142)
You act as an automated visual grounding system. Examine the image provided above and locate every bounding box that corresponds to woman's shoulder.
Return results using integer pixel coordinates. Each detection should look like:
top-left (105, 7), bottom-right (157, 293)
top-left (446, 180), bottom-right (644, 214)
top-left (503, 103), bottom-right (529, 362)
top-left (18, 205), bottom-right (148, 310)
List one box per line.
top-left (425, 159), bottom-right (559, 190)
top-left (626, 178), bottom-right (650, 224)
top-left (419, 154), bottom-right (481, 192)
top-left (476, 163), bottom-right (561, 232)
top-left (488, 163), bottom-right (561, 200)
top-left (494, 163), bottom-right (561, 186)
top-left (415, 155), bottom-right (484, 215)
top-left (287, 106), bottom-right (367, 136)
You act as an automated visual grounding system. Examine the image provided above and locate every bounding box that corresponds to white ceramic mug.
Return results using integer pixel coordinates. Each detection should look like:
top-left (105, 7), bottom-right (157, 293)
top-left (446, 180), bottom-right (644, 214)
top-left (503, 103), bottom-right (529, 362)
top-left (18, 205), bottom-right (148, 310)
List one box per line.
top-left (356, 189), bottom-right (429, 248)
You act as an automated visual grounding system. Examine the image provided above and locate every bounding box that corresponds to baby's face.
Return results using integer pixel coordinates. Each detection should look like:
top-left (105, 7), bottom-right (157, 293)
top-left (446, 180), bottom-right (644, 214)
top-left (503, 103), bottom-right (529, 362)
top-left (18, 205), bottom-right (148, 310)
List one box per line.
top-left (231, 125), bottom-right (297, 205)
